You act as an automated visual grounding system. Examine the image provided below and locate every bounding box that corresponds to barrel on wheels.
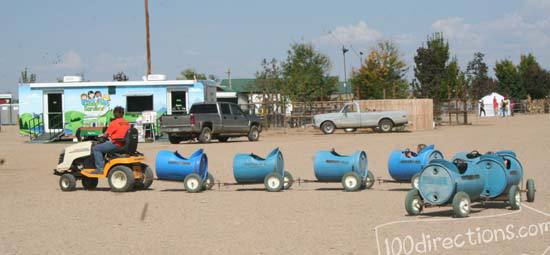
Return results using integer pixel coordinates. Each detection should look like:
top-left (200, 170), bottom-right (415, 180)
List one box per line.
top-left (406, 159), bottom-right (484, 218)
top-left (387, 144), bottom-right (444, 189)
top-left (155, 149), bottom-right (214, 193)
top-left (313, 149), bottom-right (374, 192)
top-left (233, 148), bottom-right (292, 192)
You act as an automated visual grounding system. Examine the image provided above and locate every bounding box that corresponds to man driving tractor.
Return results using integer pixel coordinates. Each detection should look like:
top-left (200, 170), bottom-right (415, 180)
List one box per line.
top-left (91, 106), bottom-right (129, 174)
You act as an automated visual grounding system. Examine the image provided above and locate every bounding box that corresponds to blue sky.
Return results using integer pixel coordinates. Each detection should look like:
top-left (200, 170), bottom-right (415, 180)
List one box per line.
top-left (4, 0), bottom-right (550, 96)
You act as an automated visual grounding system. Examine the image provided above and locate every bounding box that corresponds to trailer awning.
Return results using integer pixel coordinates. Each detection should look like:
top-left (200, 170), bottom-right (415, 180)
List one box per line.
top-left (27, 80), bottom-right (196, 88)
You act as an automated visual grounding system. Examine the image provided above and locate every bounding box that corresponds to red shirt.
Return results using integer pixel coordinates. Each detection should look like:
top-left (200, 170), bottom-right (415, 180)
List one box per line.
top-left (105, 118), bottom-right (130, 147)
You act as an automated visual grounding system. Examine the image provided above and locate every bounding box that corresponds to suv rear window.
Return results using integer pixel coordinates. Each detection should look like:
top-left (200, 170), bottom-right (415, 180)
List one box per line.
top-left (190, 104), bottom-right (218, 114)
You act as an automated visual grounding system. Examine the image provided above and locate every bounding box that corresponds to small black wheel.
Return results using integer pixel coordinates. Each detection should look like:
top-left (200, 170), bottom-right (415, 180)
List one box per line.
top-left (82, 177), bottom-right (98, 190)
top-left (218, 137), bottom-right (229, 142)
top-left (363, 171), bottom-right (375, 189)
top-left (526, 179), bottom-right (535, 202)
top-left (59, 173), bottom-right (77, 192)
top-left (341, 171), bottom-right (361, 192)
top-left (168, 134), bottom-right (182, 144)
top-left (108, 165), bottom-right (135, 192)
top-left (198, 127), bottom-right (212, 143)
top-left (405, 189), bottom-right (423, 216)
top-left (508, 185), bottom-right (521, 210)
top-left (184, 173), bottom-right (203, 193)
top-left (135, 166), bottom-right (154, 190)
top-left (202, 172), bottom-right (215, 190)
top-left (321, 121), bottom-right (335, 135)
top-left (248, 126), bottom-right (260, 141)
top-left (411, 173), bottom-right (420, 190)
top-left (378, 119), bottom-right (393, 133)
top-left (264, 172), bottom-right (284, 192)
top-left (452, 192), bottom-right (471, 218)
top-left (283, 171), bottom-right (294, 190)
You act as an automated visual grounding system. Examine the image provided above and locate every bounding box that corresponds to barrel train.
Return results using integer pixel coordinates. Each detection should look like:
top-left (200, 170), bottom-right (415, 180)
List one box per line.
top-left (54, 142), bottom-right (536, 218)
top-left (405, 150), bottom-right (535, 218)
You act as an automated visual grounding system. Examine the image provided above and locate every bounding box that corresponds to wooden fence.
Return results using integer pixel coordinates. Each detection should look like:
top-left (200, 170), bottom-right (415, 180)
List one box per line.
top-left (356, 99), bottom-right (434, 131)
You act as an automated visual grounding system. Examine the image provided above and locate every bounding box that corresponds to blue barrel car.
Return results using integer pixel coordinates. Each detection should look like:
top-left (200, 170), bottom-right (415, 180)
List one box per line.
top-left (453, 150), bottom-right (535, 204)
top-left (313, 149), bottom-right (375, 192)
top-left (405, 158), bottom-right (484, 217)
top-left (387, 144), bottom-right (444, 188)
top-left (407, 150), bottom-right (536, 218)
top-left (233, 148), bottom-right (293, 192)
top-left (155, 149), bottom-right (215, 193)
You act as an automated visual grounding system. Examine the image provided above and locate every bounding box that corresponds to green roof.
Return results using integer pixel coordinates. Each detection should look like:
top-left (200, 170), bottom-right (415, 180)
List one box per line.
top-left (220, 79), bottom-right (259, 93)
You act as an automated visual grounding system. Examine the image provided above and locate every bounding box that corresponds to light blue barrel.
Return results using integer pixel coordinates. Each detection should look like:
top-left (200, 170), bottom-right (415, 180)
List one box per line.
top-left (453, 151), bottom-right (523, 198)
top-left (314, 150), bottom-right (368, 182)
top-left (155, 149), bottom-right (208, 181)
top-left (388, 144), bottom-right (444, 181)
top-left (418, 159), bottom-right (484, 205)
top-left (233, 148), bottom-right (284, 184)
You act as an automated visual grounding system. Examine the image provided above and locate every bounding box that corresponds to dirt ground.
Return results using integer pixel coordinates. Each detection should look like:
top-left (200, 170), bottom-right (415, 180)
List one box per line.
top-left (0, 115), bottom-right (548, 255)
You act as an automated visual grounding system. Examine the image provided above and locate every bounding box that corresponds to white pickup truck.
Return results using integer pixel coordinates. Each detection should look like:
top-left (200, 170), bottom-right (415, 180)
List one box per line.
top-left (312, 102), bottom-right (408, 134)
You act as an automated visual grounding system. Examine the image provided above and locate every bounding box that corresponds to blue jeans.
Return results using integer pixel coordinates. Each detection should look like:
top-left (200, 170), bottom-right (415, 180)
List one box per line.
top-left (92, 141), bottom-right (118, 171)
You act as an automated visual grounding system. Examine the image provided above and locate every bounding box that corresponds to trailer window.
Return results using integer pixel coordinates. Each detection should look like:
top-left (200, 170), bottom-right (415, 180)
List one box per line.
top-left (190, 104), bottom-right (218, 114)
top-left (126, 95), bottom-right (153, 113)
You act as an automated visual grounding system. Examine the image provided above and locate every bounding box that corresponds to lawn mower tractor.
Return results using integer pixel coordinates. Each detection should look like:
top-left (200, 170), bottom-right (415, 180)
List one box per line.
top-left (54, 127), bottom-right (154, 192)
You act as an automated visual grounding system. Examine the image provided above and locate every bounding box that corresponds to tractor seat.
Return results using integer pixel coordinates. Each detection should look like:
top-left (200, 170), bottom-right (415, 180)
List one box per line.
top-left (107, 127), bottom-right (139, 158)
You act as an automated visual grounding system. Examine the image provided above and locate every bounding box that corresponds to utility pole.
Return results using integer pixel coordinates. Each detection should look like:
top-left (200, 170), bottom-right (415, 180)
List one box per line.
top-left (359, 51), bottom-right (364, 66)
top-left (144, 0), bottom-right (152, 75)
top-left (226, 68), bottom-right (232, 89)
top-left (342, 46), bottom-right (349, 100)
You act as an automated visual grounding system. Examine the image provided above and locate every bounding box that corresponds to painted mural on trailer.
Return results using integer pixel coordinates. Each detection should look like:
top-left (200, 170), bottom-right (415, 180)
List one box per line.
top-left (18, 82), bottom-right (205, 136)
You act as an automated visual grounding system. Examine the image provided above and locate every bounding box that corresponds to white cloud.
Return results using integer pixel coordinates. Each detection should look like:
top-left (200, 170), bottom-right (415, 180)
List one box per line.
top-left (430, 1), bottom-right (550, 68)
top-left (316, 21), bottom-right (382, 45)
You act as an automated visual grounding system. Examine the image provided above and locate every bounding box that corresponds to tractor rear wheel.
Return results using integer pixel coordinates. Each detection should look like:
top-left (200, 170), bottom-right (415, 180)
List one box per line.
top-left (108, 166), bottom-right (135, 192)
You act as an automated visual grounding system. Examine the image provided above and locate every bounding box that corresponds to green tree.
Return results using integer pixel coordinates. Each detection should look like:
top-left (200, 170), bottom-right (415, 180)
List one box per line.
top-left (350, 40), bottom-right (409, 99)
top-left (177, 68), bottom-right (207, 80)
top-left (413, 33), bottom-right (450, 102)
top-left (255, 58), bottom-right (283, 96)
top-left (281, 43), bottom-right (336, 103)
top-left (494, 59), bottom-right (523, 99)
top-left (443, 57), bottom-right (461, 100)
top-left (466, 52), bottom-right (492, 99)
top-left (518, 54), bottom-right (548, 99)
top-left (19, 67), bottom-right (37, 83)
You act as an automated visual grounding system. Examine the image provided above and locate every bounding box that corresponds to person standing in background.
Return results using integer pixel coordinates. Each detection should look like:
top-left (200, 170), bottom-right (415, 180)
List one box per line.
top-left (493, 97), bottom-right (498, 116)
top-left (479, 100), bottom-right (486, 116)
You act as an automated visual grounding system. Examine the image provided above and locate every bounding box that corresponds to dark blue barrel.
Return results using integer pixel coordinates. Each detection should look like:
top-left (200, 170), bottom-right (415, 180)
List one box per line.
top-left (233, 148), bottom-right (284, 184)
top-left (453, 151), bottom-right (523, 198)
top-left (388, 144), bottom-right (444, 181)
top-left (155, 149), bottom-right (208, 181)
top-left (418, 159), bottom-right (484, 205)
top-left (314, 150), bottom-right (368, 182)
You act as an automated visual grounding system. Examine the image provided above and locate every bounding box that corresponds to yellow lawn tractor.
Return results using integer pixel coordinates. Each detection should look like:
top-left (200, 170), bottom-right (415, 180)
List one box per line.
top-left (53, 127), bottom-right (154, 192)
